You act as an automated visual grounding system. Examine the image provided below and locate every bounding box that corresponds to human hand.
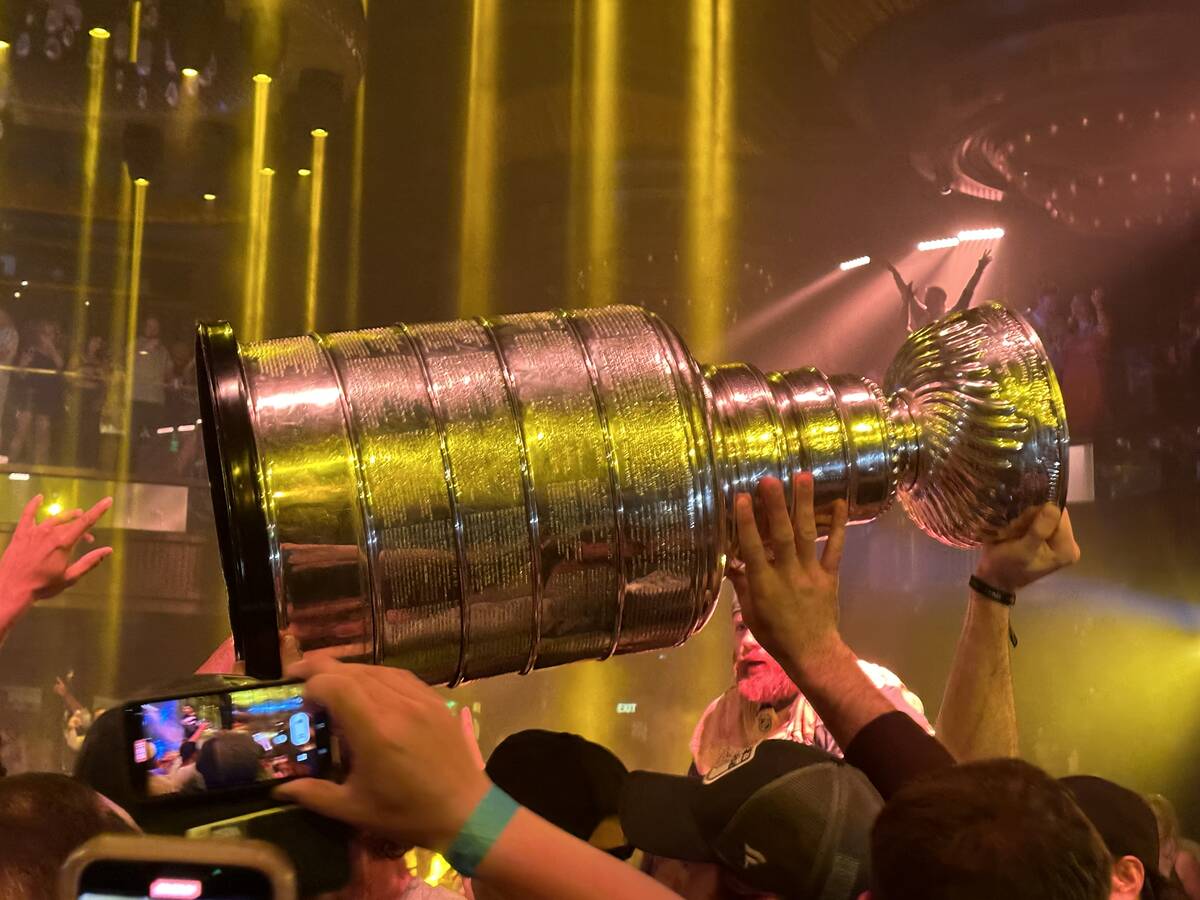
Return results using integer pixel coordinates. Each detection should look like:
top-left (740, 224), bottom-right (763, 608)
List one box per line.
top-left (978, 248), bottom-right (993, 269)
top-left (731, 473), bottom-right (849, 673)
top-left (0, 495), bottom-right (112, 610)
top-left (275, 658), bottom-right (492, 851)
top-left (976, 503), bottom-right (1080, 594)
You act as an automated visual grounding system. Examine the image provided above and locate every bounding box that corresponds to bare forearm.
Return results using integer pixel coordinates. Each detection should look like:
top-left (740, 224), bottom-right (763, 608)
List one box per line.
top-left (475, 809), bottom-right (678, 900)
top-left (779, 635), bottom-right (896, 750)
top-left (935, 596), bottom-right (1017, 760)
top-left (0, 585), bottom-right (33, 646)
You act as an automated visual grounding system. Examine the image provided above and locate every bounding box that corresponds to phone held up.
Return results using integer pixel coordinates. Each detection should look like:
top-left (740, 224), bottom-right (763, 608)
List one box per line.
top-left (60, 834), bottom-right (297, 900)
top-left (122, 680), bottom-right (336, 803)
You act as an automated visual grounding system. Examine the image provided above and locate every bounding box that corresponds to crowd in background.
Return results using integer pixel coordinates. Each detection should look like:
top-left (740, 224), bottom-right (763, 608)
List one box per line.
top-left (0, 307), bottom-right (201, 476)
top-left (1024, 284), bottom-right (1200, 443)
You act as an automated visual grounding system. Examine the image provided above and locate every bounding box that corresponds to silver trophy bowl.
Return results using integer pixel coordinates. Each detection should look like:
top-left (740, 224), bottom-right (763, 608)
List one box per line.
top-left (196, 303), bottom-right (1068, 681)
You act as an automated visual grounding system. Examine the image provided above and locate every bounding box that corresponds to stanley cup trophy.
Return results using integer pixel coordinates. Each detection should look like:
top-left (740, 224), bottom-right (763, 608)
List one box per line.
top-left (196, 303), bottom-right (1068, 682)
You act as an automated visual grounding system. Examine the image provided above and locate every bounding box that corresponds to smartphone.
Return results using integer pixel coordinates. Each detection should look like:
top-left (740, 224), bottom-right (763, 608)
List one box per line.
top-left (123, 680), bottom-right (335, 802)
top-left (60, 834), bottom-right (297, 899)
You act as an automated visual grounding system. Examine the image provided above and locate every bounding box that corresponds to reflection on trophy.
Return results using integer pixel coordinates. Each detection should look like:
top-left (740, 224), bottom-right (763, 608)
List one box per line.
top-left (196, 303), bottom-right (1068, 682)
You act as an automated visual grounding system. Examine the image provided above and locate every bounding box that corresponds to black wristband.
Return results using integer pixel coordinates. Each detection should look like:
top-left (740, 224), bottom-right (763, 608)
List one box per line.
top-left (969, 575), bottom-right (1016, 606)
top-left (969, 576), bottom-right (1019, 648)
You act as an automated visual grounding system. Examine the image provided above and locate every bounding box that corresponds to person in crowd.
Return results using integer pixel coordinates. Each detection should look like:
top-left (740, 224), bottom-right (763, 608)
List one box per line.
top-left (0, 494), bottom-right (113, 646)
top-left (485, 729), bottom-right (631, 860)
top-left (623, 738), bottom-right (882, 900)
top-left (157, 739), bottom-right (205, 795)
top-left (276, 658), bottom-right (682, 900)
top-left (886, 249), bottom-right (992, 333)
top-left (732, 473), bottom-right (1190, 899)
top-left (1146, 794), bottom-right (1200, 899)
top-left (7, 318), bottom-right (65, 464)
top-left (1063, 776), bottom-right (1181, 900)
top-left (1026, 283), bottom-right (1068, 366)
top-left (71, 333), bottom-right (109, 468)
top-left (131, 314), bottom-right (171, 458)
top-left (0, 772), bottom-right (138, 898)
top-left (1058, 288), bottom-right (1113, 441)
top-left (0, 305), bottom-right (18, 457)
top-left (54, 672), bottom-right (94, 771)
top-left (869, 759), bottom-right (1113, 900)
top-left (194, 730), bottom-right (262, 791)
top-left (690, 585), bottom-right (931, 776)
top-left (1177, 289), bottom-right (1200, 408)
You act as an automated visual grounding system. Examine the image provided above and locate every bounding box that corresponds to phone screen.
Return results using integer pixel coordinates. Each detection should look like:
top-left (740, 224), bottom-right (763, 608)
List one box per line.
top-left (78, 859), bottom-right (274, 898)
top-left (127, 682), bottom-right (331, 799)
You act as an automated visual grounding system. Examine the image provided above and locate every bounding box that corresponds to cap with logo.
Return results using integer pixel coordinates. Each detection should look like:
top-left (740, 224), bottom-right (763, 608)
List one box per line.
top-left (620, 739), bottom-right (882, 900)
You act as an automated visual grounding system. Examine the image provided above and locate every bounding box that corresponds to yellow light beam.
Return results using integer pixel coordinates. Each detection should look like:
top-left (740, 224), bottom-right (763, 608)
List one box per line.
top-left (304, 128), bottom-right (328, 332)
top-left (103, 175), bottom-right (148, 699)
top-left (686, 0), bottom-right (734, 362)
top-left (565, 0), bottom-right (587, 307)
top-left (66, 26), bottom-right (109, 464)
top-left (457, 0), bottom-right (499, 319)
top-left (588, 0), bottom-right (619, 309)
top-left (129, 0), bottom-right (141, 64)
top-left (242, 74), bottom-right (272, 339)
top-left (252, 167), bottom-right (276, 338)
top-left (344, 0), bottom-right (367, 329)
top-left (106, 165), bottom-right (133, 388)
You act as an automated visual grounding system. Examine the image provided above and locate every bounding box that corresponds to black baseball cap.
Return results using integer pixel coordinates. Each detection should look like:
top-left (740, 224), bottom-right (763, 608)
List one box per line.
top-left (485, 730), bottom-right (629, 846)
top-left (620, 740), bottom-right (882, 900)
top-left (1062, 775), bottom-right (1169, 899)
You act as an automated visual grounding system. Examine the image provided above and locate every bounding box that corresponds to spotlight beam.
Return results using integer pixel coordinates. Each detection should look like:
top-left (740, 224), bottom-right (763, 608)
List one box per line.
top-left (304, 129), bottom-right (328, 332)
top-left (686, 0), bottom-right (735, 361)
top-left (242, 74), bottom-right (272, 340)
top-left (67, 27), bottom-right (109, 464)
top-left (252, 168), bottom-right (276, 337)
top-left (344, 2), bottom-right (367, 329)
top-left (104, 175), bottom-right (149, 698)
top-left (457, 0), bottom-right (499, 318)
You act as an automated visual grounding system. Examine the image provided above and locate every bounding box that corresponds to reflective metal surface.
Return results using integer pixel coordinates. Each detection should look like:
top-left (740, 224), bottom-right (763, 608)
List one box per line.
top-left (197, 302), bottom-right (1068, 681)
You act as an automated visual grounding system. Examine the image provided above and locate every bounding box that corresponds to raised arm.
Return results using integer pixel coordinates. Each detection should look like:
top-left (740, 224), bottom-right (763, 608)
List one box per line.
top-left (952, 249), bottom-right (992, 313)
top-left (935, 503), bottom-right (1080, 760)
top-left (731, 474), bottom-right (954, 797)
top-left (0, 496), bottom-right (112, 646)
top-left (885, 261), bottom-right (920, 332)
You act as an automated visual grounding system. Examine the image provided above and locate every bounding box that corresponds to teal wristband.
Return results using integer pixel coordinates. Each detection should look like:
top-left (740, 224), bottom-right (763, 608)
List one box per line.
top-left (446, 785), bottom-right (520, 877)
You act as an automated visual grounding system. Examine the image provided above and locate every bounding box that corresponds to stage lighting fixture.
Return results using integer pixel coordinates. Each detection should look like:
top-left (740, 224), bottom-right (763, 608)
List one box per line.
top-left (181, 66), bottom-right (199, 78)
top-left (956, 227), bottom-right (1005, 242)
top-left (45, 501), bottom-right (63, 517)
top-left (839, 255), bottom-right (871, 271)
top-left (203, 193), bottom-right (216, 201)
top-left (19, 280), bottom-right (27, 286)
top-left (917, 236), bottom-right (960, 251)
top-left (298, 168), bottom-right (312, 177)
top-left (0, 40), bottom-right (10, 51)
top-left (88, 27), bottom-right (110, 40)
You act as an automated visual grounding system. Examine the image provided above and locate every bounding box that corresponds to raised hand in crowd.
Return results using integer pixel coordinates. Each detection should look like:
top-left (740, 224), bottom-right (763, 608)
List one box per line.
top-left (0, 494), bottom-right (112, 644)
top-left (276, 657), bottom-right (679, 900)
top-left (937, 502), bottom-right (1080, 760)
top-left (730, 473), bottom-right (897, 748)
